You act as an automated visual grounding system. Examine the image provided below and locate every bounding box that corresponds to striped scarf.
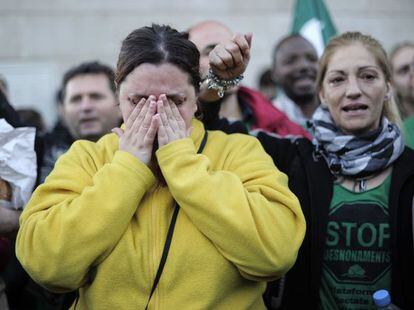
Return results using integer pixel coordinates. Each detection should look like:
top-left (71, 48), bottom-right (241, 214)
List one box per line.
top-left (310, 106), bottom-right (404, 178)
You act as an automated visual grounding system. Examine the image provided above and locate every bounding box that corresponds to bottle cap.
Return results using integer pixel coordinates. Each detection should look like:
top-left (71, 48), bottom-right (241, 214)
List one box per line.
top-left (373, 289), bottom-right (391, 307)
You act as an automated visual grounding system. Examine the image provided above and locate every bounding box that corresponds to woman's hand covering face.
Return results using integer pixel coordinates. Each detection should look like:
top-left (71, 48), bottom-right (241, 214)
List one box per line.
top-left (112, 95), bottom-right (158, 165)
top-left (156, 94), bottom-right (192, 148)
top-left (112, 94), bottom-right (191, 165)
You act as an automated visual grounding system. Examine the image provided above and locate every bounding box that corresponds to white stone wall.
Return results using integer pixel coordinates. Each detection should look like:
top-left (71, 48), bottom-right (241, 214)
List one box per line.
top-left (0, 0), bottom-right (413, 128)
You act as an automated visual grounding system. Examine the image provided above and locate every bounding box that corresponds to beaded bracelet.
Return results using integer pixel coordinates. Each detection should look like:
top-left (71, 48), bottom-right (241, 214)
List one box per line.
top-left (205, 68), bottom-right (244, 98)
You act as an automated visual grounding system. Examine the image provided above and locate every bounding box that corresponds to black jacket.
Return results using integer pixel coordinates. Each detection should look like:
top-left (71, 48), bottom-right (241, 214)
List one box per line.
top-left (257, 133), bottom-right (414, 309)
top-left (39, 121), bottom-right (74, 183)
top-left (203, 111), bottom-right (414, 308)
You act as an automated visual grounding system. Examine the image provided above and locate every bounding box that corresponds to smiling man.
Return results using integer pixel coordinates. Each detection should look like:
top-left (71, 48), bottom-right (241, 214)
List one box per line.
top-left (40, 61), bottom-right (121, 183)
top-left (271, 35), bottom-right (319, 129)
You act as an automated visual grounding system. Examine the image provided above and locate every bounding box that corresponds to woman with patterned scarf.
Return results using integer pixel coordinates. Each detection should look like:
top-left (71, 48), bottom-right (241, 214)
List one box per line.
top-left (202, 31), bottom-right (414, 310)
top-left (256, 32), bottom-right (414, 310)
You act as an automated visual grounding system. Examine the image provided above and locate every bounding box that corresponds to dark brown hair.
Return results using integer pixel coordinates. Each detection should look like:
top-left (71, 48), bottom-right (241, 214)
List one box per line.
top-left (116, 24), bottom-right (201, 92)
top-left (59, 61), bottom-right (115, 104)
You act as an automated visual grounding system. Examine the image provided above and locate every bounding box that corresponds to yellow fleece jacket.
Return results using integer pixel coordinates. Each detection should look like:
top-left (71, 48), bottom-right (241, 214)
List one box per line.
top-left (16, 119), bottom-right (305, 309)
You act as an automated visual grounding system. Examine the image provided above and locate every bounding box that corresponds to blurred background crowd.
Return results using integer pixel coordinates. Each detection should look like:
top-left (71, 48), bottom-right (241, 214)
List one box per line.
top-left (0, 0), bottom-right (413, 130)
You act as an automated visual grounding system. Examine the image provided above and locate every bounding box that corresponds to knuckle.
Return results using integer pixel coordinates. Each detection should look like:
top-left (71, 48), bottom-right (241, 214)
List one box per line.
top-left (227, 44), bottom-right (239, 54)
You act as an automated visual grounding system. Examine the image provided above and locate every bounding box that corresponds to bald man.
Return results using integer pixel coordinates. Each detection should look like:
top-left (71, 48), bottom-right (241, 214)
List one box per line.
top-left (189, 21), bottom-right (310, 138)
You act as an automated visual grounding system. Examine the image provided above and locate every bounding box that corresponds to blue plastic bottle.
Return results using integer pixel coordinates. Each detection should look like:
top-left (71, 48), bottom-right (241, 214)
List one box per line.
top-left (372, 290), bottom-right (401, 310)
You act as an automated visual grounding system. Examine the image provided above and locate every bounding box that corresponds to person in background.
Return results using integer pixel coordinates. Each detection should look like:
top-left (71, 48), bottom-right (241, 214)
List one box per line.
top-left (203, 31), bottom-right (414, 309)
top-left (0, 87), bottom-right (37, 310)
top-left (40, 61), bottom-right (122, 183)
top-left (389, 42), bottom-right (414, 149)
top-left (0, 76), bottom-right (42, 310)
top-left (16, 24), bottom-right (305, 309)
top-left (389, 42), bottom-right (414, 119)
top-left (403, 58), bottom-right (414, 149)
top-left (189, 20), bottom-right (310, 138)
top-left (258, 68), bottom-right (277, 100)
top-left (271, 34), bottom-right (319, 129)
top-left (0, 87), bottom-right (22, 310)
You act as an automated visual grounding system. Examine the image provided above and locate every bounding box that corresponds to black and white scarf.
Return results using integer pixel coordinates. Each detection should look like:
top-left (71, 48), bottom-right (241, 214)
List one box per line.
top-left (309, 106), bottom-right (404, 178)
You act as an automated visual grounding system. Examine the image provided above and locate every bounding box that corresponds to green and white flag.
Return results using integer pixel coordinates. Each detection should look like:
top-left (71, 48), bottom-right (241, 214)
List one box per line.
top-left (291, 0), bottom-right (337, 56)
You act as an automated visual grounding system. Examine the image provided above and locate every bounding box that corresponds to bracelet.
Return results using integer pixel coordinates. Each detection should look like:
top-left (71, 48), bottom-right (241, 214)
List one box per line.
top-left (205, 68), bottom-right (243, 98)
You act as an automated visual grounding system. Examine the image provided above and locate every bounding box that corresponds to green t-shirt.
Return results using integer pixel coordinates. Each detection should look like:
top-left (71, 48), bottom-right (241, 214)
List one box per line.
top-left (319, 175), bottom-right (392, 310)
top-left (404, 116), bottom-right (414, 149)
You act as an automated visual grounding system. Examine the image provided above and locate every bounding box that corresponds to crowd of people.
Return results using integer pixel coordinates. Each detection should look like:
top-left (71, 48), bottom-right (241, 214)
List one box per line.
top-left (0, 19), bottom-right (413, 310)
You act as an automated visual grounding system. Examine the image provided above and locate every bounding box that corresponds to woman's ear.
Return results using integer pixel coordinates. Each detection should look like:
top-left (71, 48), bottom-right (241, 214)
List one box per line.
top-left (384, 82), bottom-right (392, 101)
top-left (319, 89), bottom-right (327, 106)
